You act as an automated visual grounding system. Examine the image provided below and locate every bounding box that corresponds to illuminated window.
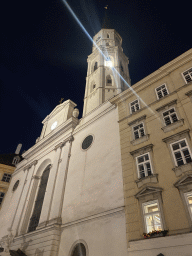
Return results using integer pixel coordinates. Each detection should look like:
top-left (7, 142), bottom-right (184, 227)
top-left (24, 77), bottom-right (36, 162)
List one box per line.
top-left (163, 108), bottom-right (178, 126)
top-left (171, 139), bottom-right (192, 166)
top-left (143, 200), bottom-right (162, 233)
top-left (182, 67), bottom-right (192, 83)
top-left (184, 192), bottom-right (192, 220)
top-left (156, 84), bottom-right (168, 99)
top-left (104, 57), bottom-right (113, 67)
top-left (130, 99), bottom-right (140, 113)
top-left (133, 123), bottom-right (145, 140)
top-left (2, 173), bottom-right (11, 183)
top-left (136, 153), bottom-right (152, 179)
top-left (0, 192), bottom-right (5, 206)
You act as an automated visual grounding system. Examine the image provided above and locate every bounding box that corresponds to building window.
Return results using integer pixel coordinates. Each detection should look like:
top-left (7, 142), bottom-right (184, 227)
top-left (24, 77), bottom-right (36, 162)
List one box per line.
top-left (184, 192), bottom-right (192, 220)
top-left (106, 75), bottom-right (112, 86)
top-left (1, 173), bottom-right (11, 183)
top-left (0, 192), bottom-right (5, 205)
top-left (136, 153), bottom-right (152, 178)
top-left (163, 108), bottom-right (178, 126)
top-left (171, 139), bottom-right (192, 166)
top-left (93, 62), bottom-right (98, 71)
top-left (142, 200), bottom-right (163, 233)
top-left (106, 43), bottom-right (109, 46)
top-left (156, 84), bottom-right (169, 99)
top-left (107, 33), bottom-right (109, 38)
top-left (182, 67), bottom-right (192, 83)
top-left (93, 84), bottom-right (96, 89)
top-left (71, 243), bottom-right (86, 256)
top-left (130, 99), bottom-right (140, 114)
top-left (28, 165), bottom-right (51, 232)
top-left (133, 123), bottom-right (145, 140)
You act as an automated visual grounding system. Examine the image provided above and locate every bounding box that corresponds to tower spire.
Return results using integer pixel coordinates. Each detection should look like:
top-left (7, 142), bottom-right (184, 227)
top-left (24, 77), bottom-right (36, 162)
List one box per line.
top-left (102, 5), bottom-right (111, 29)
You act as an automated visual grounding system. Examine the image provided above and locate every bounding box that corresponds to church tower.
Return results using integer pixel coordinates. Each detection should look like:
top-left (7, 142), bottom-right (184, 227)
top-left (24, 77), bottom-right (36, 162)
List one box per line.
top-left (83, 28), bottom-right (131, 116)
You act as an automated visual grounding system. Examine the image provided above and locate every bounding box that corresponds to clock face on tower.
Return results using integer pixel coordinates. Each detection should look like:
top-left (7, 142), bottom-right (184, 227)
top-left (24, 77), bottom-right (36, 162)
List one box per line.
top-left (51, 121), bottom-right (57, 130)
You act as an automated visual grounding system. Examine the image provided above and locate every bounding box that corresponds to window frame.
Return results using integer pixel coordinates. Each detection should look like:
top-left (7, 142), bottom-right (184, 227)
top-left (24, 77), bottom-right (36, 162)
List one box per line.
top-left (142, 200), bottom-right (163, 233)
top-left (129, 99), bottom-right (140, 114)
top-left (0, 192), bottom-right (5, 206)
top-left (155, 84), bottom-right (169, 100)
top-left (136, 152), bottom-right (153, 179)
top-left (170, 138), bottom-right (192, 167)
top-left (132, 122), bottom-right (145, 140)
top-left (162, 107), bottom-right (178, 126)
top-left (182, 67), bottom-right (192, 84)
top-left (184, 191), bottom-right (192, 221)
top-left (1, 173), bottom-right (12, 183)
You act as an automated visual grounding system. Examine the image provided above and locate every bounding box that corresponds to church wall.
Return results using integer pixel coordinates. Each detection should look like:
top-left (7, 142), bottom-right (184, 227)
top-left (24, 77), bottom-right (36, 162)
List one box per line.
top-left (59, 210), bottom-right (127, 256)
top-left (62, 106), bottom-right (124, 224)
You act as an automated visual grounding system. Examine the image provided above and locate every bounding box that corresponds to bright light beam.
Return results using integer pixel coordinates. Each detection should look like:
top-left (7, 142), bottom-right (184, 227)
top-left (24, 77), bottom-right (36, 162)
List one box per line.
top-left (62, 0), bottom-right (161, 120)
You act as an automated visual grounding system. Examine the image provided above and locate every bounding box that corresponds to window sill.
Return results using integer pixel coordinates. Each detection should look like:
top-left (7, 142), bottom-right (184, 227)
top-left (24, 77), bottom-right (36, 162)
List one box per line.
top-left (161, 119), bottom-right (184, 133)
top-left (135, 174), bottom-right (158, 188)
top-left (131, 134), bottom-right (150, 146)
top-left (172, 162), bottom-right (192, 177)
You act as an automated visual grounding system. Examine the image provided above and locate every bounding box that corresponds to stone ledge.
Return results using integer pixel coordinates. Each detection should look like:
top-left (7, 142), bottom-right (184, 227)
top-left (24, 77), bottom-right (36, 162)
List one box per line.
top-left (172, 162), bottom-right (192, 177)
top-left (135, 174), bottom-right (158, 188)
top-left (130, 134), bottom-right (150, 146)
top-left (161, 119), bottom-right (184, 133)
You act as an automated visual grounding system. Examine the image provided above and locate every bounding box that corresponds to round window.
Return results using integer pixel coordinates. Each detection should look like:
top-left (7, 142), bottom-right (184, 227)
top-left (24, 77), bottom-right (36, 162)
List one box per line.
top-left (82, 135), bottom-right (93, 150)
top-left (12, 180), bottom-right (19, 192)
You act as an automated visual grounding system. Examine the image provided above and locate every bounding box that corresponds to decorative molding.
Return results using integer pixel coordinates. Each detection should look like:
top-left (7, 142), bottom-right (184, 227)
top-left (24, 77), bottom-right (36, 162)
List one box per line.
top-left (161, 119), bottom-right (184, 133)
top-left (135, 174), bottom-right (158, 188)
top-left (61, 206), bottom-right (125, 229)
top-left (155, 99), bottom-right (177, 112)
top-left (54, 141), bottom-right (66, 150)
top-left (135, 186), bottom-right (163, 199)
top-left (128, 115), bottom-right (147, 126)
top-left (162, 129), bottom-right (190, 143)
top-left (32, 175), bottom-right (41, 180)
top-left (172, 162), bottom-right (192, 177)
top-left (23, 160), bottom-right (38, 172)
top-left (130, 144), bottom-right (153, 157)
top-left (174, 173), bottom-right (192, 188)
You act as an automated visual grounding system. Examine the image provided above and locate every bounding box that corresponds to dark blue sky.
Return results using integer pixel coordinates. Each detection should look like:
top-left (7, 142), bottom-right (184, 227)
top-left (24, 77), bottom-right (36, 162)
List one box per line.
top-left (0, 0), bottom-right (191, 154)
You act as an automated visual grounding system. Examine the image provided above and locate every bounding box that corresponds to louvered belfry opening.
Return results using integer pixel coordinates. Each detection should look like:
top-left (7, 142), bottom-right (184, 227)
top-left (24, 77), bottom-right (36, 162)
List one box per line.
top-left (28, 164), bottom-right (51, 232)
top-left (72, 243), bottom-right (86, 256)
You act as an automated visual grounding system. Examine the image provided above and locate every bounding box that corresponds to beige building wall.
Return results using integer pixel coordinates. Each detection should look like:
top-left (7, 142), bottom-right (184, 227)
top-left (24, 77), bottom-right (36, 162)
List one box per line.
top-left (110, 49), bottom-right (192, 255)
top-left (0, 163), bottom-right (15, 209)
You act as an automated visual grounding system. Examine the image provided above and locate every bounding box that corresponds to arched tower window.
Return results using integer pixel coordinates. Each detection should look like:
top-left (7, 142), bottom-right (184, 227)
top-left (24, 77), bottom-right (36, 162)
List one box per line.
top-left (107, 33), bottom-right (109, 38)
top-left (28, 164), bottom-right (51, 232)
top-left (120, 62), bottom-right (124, 73)
top-left (106, 75), bottom-right (112, 86)
top-left (71, 243), bottom-right (86, 256)
top-left (93, 62), bottom-right (98, 71)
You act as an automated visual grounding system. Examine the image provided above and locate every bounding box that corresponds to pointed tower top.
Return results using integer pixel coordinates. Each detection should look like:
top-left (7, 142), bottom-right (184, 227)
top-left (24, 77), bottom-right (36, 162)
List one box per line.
top-left (102, 5), bottom-right (111, 29)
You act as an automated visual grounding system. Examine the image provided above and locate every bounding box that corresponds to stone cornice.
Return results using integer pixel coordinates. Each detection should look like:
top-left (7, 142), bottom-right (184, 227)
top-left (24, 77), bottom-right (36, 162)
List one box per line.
top-left (61, 206), bottom-right (125, 229)
top-left (110, 49), bottom-right (192, 105)
top-left (128, 115), bottom-right (147, 126)
top-left (155, 99), bottom-right (177, 112)
top-left (130, 144), bottom-right (154, 156)
top-left (162, 129), bottom-right (190, 143)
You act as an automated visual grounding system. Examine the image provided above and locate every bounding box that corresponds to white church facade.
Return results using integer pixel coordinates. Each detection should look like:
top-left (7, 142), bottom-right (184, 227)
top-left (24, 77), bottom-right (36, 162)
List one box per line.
top-left (0, 28), bottom-right (130, 256)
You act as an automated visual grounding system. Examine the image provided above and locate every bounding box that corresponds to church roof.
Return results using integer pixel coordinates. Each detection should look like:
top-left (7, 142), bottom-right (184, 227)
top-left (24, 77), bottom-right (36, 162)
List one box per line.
top-left (0, 153), bottom-right (23, 167)
top-left (102, 8), bottom-right (112, 29)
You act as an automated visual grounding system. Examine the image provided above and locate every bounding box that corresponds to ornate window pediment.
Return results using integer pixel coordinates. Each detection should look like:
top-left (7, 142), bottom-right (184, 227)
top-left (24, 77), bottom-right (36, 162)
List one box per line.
top-left (174, 173), bottom-right (192, 188)
top-left (135, 186), bottom-right (163, 199)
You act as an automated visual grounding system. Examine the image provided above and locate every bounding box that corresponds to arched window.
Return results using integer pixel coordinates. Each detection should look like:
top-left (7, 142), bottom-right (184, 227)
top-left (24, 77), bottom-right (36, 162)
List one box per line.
top-left (72, 243), bottom-right (86, 256)
top-left (93, 62), bottom-right (98, 71)
top-left (28, 164), bottom-right (51, 232)
top-left (107, 33), bottom-right (109, 38)
top-left (120, 63), bottom-right (124, 72)
top-left (106, 75), bottom-right (112, 86)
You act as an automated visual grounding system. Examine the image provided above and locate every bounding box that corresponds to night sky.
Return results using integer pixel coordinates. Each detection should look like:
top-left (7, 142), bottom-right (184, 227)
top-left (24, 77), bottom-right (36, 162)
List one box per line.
top-left (0, 0), bottom-right (191, 154)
